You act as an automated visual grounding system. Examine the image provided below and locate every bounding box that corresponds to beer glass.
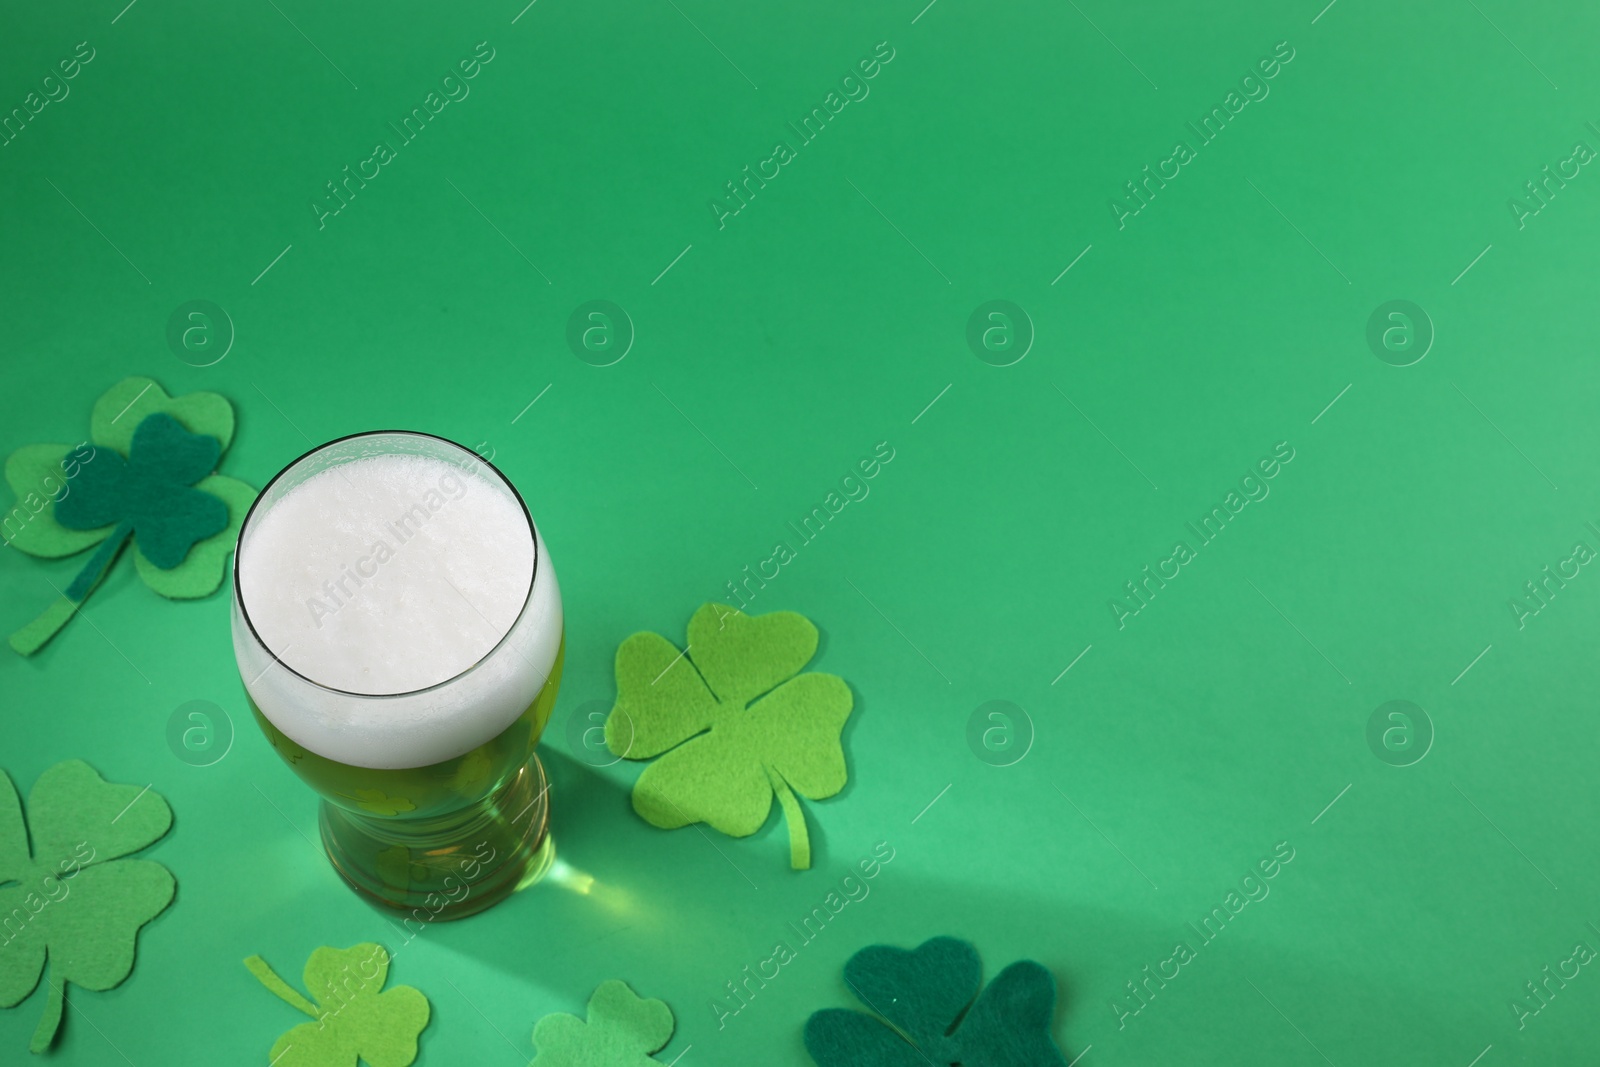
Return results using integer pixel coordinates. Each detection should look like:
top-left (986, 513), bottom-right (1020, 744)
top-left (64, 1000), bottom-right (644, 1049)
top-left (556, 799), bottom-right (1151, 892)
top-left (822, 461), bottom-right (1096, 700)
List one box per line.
top-left (232, 431), bottom-right (563, 919)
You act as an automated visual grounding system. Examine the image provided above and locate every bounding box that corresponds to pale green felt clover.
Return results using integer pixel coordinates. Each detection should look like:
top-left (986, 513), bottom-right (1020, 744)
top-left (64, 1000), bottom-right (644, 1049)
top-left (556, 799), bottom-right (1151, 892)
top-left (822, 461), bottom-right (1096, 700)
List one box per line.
top-left (0, 760), bottom-right (176, 1054)
top-left (245, 943), bottom-right (430, 1067)
top-left (530, 980), bottom-right (674, 1067)
top-left (604, 604), bottom-right (853, 870)
top-left (4, 376), bottom-right (257, 656)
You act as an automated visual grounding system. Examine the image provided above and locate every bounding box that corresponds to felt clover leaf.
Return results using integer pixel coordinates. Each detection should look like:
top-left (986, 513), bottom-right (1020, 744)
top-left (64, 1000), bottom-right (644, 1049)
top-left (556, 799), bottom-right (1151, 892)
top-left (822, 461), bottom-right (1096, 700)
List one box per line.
top-left (604, 603), bottom-right (852, 870)
top-left (530, 980), bottom-right (674, 1067)
top-left (0, 759), bottom-right (176, 1054)
top-left (4, 376), bottom-right (257, 656)
top-left (804, 937), bottom-right (1069, 1067)
top-left (245, 943), bottom-right (430, 1067)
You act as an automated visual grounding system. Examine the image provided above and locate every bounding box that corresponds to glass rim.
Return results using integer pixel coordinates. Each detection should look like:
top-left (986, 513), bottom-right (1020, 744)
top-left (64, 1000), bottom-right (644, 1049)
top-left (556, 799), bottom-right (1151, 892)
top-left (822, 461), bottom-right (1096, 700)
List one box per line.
top-left (232, 429), bottom-right (541, 699)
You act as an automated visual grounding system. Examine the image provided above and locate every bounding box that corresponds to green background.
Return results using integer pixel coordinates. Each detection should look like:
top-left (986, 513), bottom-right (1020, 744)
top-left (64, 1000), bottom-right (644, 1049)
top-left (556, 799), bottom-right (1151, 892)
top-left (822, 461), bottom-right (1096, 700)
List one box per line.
top-left (3, 0), bottom-right (1598, 1062)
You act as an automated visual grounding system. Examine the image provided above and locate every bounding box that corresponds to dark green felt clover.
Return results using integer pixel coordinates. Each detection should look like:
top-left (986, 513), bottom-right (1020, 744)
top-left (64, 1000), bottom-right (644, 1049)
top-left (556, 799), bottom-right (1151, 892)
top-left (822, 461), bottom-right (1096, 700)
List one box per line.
top-left (4, 377), bottom-right (256, 656)
top-left (603, 604), bottom-right (852, 870)
top-left (245, 943), bottom-right (430, 1067)
top-left (0, 760), bottom-right (176, 1054)
top-left (804, 937), bottom-right (1069, 1067)
top-left (529, 980), bottom-right (674, 1066)
top-left (55, 412), bottom-right (228, 592)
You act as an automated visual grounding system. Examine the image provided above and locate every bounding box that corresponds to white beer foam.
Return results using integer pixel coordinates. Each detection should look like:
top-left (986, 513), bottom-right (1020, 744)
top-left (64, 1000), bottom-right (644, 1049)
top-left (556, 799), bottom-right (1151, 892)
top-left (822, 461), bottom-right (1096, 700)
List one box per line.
top-left (234, 452), bottom-right (560, 770)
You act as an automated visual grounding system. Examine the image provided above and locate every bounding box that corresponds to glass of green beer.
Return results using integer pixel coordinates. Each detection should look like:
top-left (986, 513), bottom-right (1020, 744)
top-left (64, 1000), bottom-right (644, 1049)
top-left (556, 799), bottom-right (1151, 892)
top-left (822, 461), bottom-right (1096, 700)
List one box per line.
top-left (231, 431), bottom-right (564, 919)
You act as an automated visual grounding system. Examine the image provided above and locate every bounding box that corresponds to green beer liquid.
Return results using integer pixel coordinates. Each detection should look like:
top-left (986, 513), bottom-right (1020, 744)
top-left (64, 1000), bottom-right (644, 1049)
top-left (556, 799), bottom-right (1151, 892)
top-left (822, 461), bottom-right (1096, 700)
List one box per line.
top-left (250, 638), bottom-right (565, 919)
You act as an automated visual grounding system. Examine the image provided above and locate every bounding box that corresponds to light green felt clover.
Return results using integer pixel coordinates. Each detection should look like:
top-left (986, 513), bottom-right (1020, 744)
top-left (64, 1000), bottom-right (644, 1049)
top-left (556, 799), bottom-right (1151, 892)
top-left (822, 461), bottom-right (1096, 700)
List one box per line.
top-left (0, 759), bottom-right (176, 1054)
top-left (4, 376), bottom-right (256, 656)
top-left (605, 604), bottom-right (852, 869)
top-left (245, 943), bottom-right (430, 1067)
top-left (530, 980), bottom-right (674, 1067)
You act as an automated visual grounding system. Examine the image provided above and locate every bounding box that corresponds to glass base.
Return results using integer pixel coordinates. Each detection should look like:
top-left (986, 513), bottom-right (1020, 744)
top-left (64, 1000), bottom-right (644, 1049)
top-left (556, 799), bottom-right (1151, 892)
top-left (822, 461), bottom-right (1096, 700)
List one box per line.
top-left (319, 753), bottom-right (553, 921)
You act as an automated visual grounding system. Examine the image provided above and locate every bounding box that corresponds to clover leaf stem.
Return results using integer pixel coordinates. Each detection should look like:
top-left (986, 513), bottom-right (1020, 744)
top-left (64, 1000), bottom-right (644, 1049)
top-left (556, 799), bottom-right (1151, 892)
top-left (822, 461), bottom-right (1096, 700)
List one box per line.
top-left (765, 766), bottom-right (811, 870)
top-left (8, 598), bottom-right (77, 657)
top-left (8, 522), bottom-right (131, 656)
top-left (64, 521), bottom-right (132, 601)
top-left (245, 955), bottom-right (322, 1019)
top-left (28, 975), bottom-right (64, 1054)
